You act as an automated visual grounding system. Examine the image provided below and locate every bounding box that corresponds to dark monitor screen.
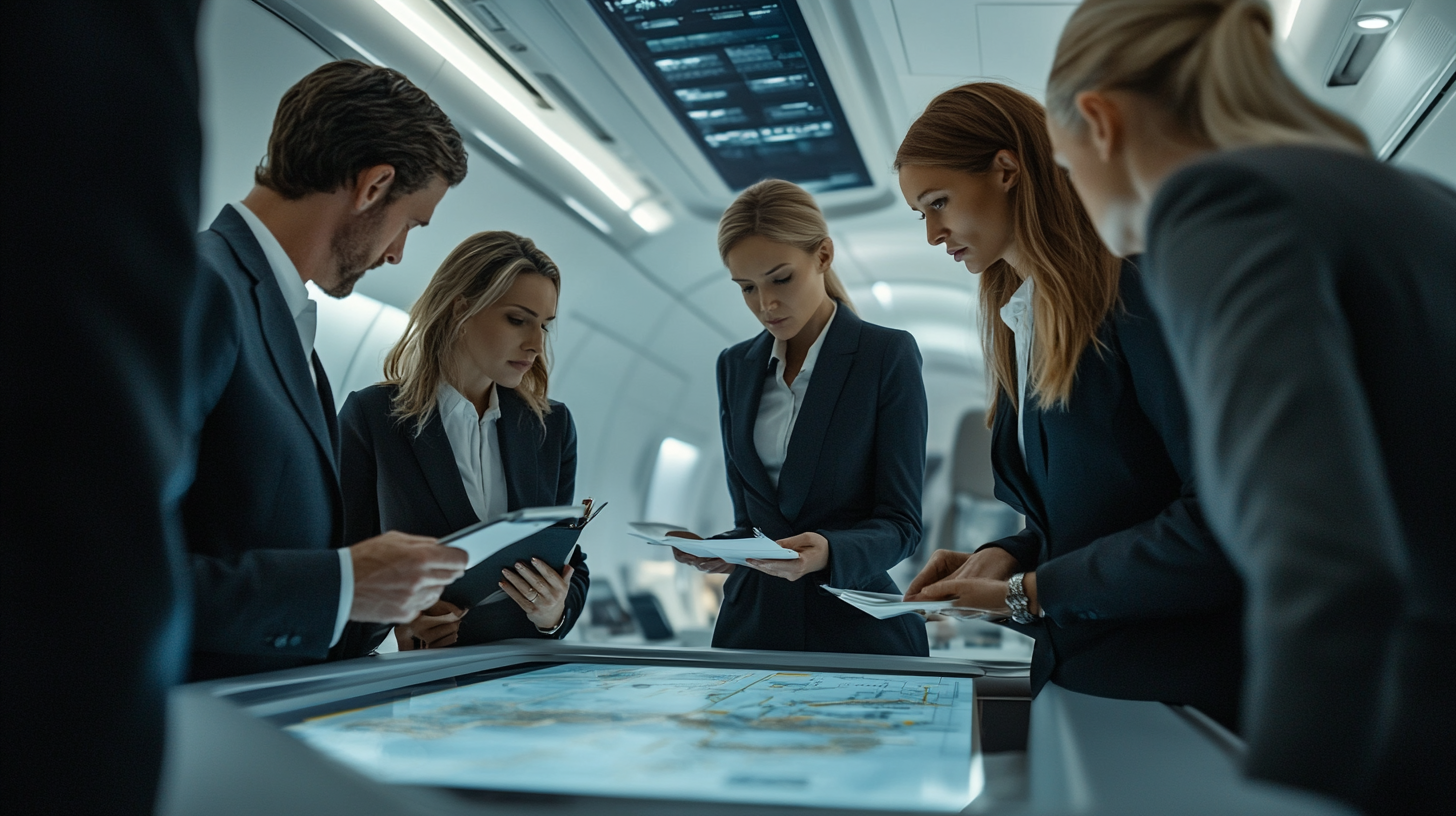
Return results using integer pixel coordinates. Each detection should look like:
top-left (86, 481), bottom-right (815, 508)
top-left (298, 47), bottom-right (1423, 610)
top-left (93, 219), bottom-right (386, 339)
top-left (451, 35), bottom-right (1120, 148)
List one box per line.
top-left (277, 661), bottom-right (977, 811)
top-left (592, 0), bottom-right (873, 193)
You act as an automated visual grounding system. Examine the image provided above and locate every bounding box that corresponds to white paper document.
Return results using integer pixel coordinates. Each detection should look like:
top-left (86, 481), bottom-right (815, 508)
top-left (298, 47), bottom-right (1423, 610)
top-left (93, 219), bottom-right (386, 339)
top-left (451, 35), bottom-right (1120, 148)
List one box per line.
top-left (823, 586), bottom-right (993, 621)
top-left (442, 506), bottom-right (585, 570)
top-left (628, 522), bottom-right (799, 567)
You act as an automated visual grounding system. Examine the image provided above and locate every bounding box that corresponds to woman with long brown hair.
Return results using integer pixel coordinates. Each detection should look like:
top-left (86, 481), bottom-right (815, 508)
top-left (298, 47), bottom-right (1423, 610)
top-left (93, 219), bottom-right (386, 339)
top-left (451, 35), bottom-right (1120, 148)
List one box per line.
top-left (898, 83), bottom-right (1244, 728)
top-left (336, 231), bottom-right (588, 652)
top-left (1044, 1), bottom-right (1455, 810)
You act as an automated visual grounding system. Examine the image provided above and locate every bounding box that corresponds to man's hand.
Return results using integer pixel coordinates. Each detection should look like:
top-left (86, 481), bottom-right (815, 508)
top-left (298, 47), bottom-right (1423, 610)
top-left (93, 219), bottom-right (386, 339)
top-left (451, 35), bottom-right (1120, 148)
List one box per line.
top-left (393, 600), bottom-right (468, 650)
top-left (746, 532), bottom-right (827, 582)
top-left (349, 531), bottom-right (467, 623)
top-left (905, 547), bottom-right (1019, 600)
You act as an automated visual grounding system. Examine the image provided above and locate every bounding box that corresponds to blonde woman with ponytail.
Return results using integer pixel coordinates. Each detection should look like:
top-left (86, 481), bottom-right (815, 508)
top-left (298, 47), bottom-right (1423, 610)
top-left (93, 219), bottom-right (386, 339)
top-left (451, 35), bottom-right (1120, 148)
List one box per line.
top-left (337, 231), bottom-right (589, 653)
top-left (672, 179), bottom-right (930, 656)
top-left (895, 82), bottom-right (1242, 730)
top-left (1047, 1), bottom-right (1456, 811)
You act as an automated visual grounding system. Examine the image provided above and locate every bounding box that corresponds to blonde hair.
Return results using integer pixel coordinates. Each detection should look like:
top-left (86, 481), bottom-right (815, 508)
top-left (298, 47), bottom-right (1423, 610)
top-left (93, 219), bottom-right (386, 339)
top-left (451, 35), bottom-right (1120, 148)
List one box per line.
top-left (896, 83), bottom-right (1121, 420)
top-left (383, 231), bottom-right (559, 432)
top-left (1047, 0), bottom-right (1369, 152)
top-left (717, 179), bottom-right (856, 312)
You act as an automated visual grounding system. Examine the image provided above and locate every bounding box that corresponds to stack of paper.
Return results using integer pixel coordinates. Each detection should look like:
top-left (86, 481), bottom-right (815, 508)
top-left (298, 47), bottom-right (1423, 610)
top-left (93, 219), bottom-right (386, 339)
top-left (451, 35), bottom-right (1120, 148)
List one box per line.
top-left (823, 586), bottom-right (993, 621)
top-left (628, 522), bottom-right (799, 567)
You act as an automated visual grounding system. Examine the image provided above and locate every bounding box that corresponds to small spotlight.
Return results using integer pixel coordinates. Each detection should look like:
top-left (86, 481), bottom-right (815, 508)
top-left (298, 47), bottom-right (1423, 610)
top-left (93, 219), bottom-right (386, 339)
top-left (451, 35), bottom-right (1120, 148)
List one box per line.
top-left (1355, 15), bottom-right (1392, 31)
top-left (871, 282), bottom-right (893, 309)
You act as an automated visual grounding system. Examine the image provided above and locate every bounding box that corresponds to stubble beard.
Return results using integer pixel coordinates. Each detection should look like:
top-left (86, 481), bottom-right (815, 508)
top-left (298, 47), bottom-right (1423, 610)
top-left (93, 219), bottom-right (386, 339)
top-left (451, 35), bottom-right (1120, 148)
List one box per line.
top-left (321, 204), bottom-right (389, 298)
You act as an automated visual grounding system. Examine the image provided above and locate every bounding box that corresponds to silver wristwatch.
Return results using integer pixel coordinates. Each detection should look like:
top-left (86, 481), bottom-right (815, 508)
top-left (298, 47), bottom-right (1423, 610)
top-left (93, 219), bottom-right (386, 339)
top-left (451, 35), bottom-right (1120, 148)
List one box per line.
top-left (1006, 573), bottom-right (1035, 624)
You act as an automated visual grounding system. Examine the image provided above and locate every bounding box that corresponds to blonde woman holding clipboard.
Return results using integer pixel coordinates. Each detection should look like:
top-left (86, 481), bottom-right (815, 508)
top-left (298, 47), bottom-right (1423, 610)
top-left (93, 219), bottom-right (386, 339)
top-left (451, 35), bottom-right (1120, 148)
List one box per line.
top-left (674, 180), bottom-right (930, 657)
top-left (337, 231), bottom-right (588, 652)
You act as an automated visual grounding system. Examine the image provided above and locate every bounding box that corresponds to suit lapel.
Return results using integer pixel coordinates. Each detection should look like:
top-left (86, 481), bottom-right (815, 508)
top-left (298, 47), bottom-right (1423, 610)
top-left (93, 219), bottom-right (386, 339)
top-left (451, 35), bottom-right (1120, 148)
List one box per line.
top-left (408, 410), bottom-right (481, 531)
top-left (211, 206), bottom-right (336, 468)
top-left (496, 388), bottom-right (537, 511)
top-left (777, 305), bottom-right (861, 522)
top-left (990, 391), bottom-right (1040, 521)
top-left (312, 353), bottom-right (341, 475)
top-left (730, 333), bottom-right (778, 505)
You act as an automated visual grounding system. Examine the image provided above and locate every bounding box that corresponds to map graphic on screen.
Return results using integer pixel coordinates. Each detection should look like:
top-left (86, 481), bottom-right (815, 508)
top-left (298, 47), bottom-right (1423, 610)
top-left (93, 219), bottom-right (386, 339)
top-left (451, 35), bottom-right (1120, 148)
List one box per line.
top-left (284, 663), bottom-right (978, 811)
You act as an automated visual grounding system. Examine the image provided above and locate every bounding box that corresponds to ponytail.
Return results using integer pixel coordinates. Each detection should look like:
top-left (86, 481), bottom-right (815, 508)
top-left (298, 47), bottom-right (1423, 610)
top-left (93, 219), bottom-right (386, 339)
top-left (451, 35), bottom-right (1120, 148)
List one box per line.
top-left (717, 179), bottom-right (857, 313)
top-left (1048, 0), bottom-right (1369, 153)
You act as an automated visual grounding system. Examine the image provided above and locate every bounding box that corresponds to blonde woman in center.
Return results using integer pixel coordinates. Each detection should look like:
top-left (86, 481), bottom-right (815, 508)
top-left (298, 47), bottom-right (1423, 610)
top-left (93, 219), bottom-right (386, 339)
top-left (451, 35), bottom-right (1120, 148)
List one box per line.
top-left (672, 179), bottom-right (930, 656)
top-left (336, 231), bottom-right (587, 653)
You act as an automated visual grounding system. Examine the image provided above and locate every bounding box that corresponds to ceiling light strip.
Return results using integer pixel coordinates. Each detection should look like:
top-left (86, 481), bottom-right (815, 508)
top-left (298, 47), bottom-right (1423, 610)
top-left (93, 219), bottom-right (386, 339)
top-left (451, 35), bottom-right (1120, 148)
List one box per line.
top-left (374, 0), bottom-right (640, 211)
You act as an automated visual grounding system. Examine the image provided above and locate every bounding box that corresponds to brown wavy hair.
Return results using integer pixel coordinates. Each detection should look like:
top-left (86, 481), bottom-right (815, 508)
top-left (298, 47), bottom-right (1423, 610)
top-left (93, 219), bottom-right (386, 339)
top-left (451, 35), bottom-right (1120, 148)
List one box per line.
top-left (895, 83), bottom-right (1121, 422)
top-left (383, 231), bottom-right (559, 432)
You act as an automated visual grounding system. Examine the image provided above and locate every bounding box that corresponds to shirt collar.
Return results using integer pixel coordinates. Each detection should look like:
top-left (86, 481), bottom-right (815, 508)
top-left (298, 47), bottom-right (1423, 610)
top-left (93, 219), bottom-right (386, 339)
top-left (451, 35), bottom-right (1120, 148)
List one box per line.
top-left (232, 201), bottom-right (314, 326)
top-left (438, 382), bottom-right (501, 424)
top-left (999, 275), bottom-right (1035, 333)
top-left (769, 301), bottom-right (839, 378)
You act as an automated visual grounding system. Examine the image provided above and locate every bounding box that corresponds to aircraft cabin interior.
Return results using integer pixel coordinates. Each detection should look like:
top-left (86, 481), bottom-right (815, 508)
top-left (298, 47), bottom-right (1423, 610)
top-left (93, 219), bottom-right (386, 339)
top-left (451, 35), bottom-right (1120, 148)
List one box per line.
top-left (16, 0), bottom-right (1453, 814)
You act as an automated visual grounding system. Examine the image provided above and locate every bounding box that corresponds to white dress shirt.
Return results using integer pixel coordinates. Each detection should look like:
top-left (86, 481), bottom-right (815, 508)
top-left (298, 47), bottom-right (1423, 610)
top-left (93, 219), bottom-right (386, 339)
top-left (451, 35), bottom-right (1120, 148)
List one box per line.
top-left (754, 303), bottom-right (838, 488)
top-left (437, 382), bottom-right (509, 523)
top-left (999, 276), bottom-right (1036, 461)
top-left (233, 201), bottom-right (352, 647)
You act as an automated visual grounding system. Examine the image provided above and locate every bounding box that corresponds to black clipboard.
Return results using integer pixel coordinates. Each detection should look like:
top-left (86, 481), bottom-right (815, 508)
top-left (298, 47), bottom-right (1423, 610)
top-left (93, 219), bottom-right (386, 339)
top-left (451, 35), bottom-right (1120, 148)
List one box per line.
top-left (441, 522), bottom-right (584, 609)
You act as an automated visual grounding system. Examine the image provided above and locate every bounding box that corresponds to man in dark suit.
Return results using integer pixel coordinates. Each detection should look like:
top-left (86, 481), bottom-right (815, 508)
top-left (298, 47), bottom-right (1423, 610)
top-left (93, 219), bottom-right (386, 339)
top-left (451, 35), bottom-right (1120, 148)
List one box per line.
top-left (186, 60), bottom-right (472, 681)
top-left (6, 2), bottom-right (209, 812)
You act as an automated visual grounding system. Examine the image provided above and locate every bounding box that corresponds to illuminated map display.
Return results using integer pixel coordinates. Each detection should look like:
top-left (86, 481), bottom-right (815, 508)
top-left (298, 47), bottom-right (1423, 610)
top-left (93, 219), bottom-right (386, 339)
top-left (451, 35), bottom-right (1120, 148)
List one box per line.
top-left (283, 662), bottom-right (978, 811)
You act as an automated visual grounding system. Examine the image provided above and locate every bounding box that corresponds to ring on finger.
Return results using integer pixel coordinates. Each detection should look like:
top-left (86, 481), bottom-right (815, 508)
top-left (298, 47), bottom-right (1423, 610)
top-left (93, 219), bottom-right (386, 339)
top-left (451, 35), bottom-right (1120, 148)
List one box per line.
top-left (528, 591), bottom-right (539, 603)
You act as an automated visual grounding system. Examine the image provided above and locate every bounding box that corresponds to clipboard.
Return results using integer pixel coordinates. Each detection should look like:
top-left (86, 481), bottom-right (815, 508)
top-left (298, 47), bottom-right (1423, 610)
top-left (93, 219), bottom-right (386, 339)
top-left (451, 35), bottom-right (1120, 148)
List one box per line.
top-left (439, 503), bottom-right (601, 609)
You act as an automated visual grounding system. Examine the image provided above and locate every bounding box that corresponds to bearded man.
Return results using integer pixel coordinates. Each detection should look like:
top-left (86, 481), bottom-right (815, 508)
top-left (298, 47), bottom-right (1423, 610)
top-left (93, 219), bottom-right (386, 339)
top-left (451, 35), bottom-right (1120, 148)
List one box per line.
top-left (186, 60), bottom-right (471, 680)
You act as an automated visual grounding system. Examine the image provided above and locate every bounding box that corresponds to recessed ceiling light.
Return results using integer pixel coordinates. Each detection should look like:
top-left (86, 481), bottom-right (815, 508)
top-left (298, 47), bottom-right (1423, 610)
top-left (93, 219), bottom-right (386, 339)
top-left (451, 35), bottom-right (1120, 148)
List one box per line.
top-left (1355, 15), bottom-right (1392, 31)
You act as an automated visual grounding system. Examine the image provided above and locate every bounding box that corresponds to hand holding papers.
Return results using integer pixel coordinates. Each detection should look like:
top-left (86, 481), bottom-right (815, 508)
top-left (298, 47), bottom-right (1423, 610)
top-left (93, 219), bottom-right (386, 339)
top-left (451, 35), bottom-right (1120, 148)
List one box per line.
top-left (628, 522), bottom-right (799, 567)
top-left (439, 504), bottom-right (594, 609)
top-left (824, 586), bottom-right (997, 621)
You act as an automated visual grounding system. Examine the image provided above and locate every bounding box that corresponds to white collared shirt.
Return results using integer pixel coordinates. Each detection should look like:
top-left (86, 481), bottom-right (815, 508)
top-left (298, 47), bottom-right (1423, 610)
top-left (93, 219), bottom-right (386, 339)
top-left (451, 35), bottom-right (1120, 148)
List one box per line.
top-left (754, 303), bottom-right (838, 488)
top-left (999, 276), bottom-right (1036, 461)
top-left (437, 383), bottom-right (509, 523)
top-left (232, 201), bottom-right (351, 646)
top-left (233, 202), bottom-right (317, 385)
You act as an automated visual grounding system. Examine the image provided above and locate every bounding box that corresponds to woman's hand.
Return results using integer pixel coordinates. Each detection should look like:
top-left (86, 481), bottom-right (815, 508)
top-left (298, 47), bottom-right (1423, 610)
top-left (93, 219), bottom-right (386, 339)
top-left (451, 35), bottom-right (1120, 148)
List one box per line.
top-left (672, 547), bottom-right (736, 574)
top-left (667, 532), bottom-right (735, 574)
top-left (747, 532), bottom-right (829, 581)
top-left (904, 570), bottom-right (1040, 616)
top-left (500, 559), bottom-right (575, 631)
top-left (393, 600), bottom-right (468, 650)
top-left (905, 547), bottom-right (1020, 600)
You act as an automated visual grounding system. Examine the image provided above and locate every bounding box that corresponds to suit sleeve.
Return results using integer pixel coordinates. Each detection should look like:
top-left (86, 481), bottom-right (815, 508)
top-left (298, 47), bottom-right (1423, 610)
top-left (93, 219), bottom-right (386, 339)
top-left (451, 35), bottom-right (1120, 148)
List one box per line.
top-left (331, 392), bottom-right (389, 658)
top-left (1035, 269), bottom-right (1242, 622)
top-left (189, 547), bottom-right (341, 658)
top-left (821, 332), bottom-right (927, 587)
top-left (1144, 163), bottom-right (1407, 797)
top-left (711, 350), bottom-right (755, 539)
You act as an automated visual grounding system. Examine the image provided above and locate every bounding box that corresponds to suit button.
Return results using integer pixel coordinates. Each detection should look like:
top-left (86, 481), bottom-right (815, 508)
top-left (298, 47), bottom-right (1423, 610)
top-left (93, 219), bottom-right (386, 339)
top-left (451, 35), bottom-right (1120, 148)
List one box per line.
top-left (273, 635), bottom-right (289, 648)
top-left (289, 635), bottom-right (302, 647)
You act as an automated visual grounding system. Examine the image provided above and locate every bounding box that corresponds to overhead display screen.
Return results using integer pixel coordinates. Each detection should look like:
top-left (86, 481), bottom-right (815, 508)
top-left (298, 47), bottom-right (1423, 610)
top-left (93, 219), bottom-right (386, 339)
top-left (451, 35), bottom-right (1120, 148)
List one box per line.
top-left (592, 0), bottom-right (873, 193)
top-left (282, 662), bottom-right (977, 811)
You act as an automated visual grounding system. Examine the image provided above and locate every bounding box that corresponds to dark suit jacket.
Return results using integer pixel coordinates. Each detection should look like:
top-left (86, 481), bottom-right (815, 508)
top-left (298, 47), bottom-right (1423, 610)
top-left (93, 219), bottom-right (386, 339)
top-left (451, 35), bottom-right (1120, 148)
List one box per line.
top-left (337, 383), bottom-right (588, 649)
top-left (1144, 145), bottom-right (1456, 813)
top-left (712, 305), bottom-right (930, 656)
top-left (984, 261), bottom-right (1244, 729)
top-left (7, 2), bottom-right (206, 810)
top-left (184, 205), bottom-right (349, 682)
